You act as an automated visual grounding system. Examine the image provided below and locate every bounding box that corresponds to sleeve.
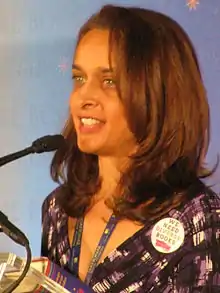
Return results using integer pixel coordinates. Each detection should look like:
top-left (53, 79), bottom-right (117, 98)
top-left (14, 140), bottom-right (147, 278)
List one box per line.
top-left (40, 193), bottom-right (57, 260)
top-left (173, 192), bottom-right (220, 292)
top-left (41, 196), bottom-right (50, 257)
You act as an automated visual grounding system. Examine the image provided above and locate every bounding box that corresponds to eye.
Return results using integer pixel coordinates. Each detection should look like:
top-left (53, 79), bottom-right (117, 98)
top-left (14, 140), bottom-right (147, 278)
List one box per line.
top-left (103, 78), bottom-right (116, 88)
top-left (72, 74), bottom-right (86, 85)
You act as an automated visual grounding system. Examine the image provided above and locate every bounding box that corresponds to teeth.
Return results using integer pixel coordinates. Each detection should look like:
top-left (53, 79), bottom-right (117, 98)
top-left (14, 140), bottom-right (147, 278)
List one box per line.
top-left (81, 118), bottom-right (101, 125)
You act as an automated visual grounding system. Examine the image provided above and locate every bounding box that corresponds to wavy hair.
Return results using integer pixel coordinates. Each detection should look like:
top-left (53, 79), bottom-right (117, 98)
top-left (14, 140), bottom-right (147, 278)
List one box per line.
top-left (50, 5), bottom-right (216, 222)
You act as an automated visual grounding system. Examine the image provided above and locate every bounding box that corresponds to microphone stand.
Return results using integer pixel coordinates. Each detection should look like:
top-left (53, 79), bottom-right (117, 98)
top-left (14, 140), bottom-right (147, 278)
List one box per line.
top-left (0, 134), bottom-right (65, 292)
top-left (4, 243), bottom-right (32, 293)
top-left (0, 212), bottom-right (32, 293)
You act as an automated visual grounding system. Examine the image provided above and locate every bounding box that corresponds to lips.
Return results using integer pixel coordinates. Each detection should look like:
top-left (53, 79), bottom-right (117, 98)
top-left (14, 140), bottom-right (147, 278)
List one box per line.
top-left (79, 115), bottom-right (106, 124)
top-left (78, 116), bottom-right (106, 134)
top-left (80, 117), bottom-right (103, 126)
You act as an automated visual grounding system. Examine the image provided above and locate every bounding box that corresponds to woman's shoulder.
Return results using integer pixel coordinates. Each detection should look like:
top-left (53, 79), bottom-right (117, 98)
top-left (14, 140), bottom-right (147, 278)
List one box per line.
top-left (139, 185), bottom-right (220, 257)
top-left (178, 185), bottom-right (220, 230)
top-left (41, 185), bottom-right (69, 263)
top-left (171, 187), bottom-right (220, 289)
top-left (41, 185), bottom-right (68, 226)
top-left (137, 187), bottom-right (220, 290)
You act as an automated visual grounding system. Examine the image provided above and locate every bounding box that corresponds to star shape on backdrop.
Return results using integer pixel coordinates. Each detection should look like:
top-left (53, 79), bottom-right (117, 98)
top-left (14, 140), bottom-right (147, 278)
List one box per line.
top-left (186, 0), bottom-right (200, 10)
top-left (58, 56), bottom-right (71, 74)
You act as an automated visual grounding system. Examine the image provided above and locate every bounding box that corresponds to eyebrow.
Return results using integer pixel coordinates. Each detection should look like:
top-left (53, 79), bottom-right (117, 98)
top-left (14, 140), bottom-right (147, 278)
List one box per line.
top-left (72, 64), bottom-right (115, 74)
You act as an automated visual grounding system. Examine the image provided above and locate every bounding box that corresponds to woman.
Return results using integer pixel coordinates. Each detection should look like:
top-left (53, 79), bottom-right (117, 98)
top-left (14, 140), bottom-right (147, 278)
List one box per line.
top-left (41, 4), bottom-right (220, 292)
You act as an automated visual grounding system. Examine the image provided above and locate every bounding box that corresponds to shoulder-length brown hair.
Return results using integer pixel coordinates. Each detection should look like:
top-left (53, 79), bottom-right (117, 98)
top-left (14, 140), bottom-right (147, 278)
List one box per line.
top-left (50, 5), bottom-right (216, 222)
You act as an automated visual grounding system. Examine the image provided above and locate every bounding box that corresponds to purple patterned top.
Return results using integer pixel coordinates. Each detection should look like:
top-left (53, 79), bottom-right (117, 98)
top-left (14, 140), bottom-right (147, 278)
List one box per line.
top-left (41, 185), bottom-right (220, 292)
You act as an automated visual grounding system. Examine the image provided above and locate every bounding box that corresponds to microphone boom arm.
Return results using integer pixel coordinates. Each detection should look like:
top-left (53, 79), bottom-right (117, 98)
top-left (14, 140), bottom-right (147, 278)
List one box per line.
top-left (0, 147), bottom-right (33, 167)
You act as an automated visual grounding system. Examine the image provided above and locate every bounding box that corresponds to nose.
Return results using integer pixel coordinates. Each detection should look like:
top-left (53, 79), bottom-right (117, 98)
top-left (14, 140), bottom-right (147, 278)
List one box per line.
top-left (80, 98), bottom-right (99, 110)
top-left (77, 79), bottom-right (101, 109)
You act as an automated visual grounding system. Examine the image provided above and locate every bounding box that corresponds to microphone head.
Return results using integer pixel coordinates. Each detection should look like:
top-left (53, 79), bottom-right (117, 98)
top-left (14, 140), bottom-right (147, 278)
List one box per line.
top-left (31, 134), bottom-right (66, 153)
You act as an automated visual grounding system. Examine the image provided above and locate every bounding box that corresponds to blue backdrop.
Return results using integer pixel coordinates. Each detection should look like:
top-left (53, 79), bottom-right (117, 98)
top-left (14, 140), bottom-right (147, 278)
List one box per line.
top-left (0, 0), bottom-right (219, 257)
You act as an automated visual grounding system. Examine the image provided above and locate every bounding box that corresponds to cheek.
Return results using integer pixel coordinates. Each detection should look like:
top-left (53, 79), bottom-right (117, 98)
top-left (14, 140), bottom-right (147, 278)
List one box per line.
top-left (108, 105), bottom-right (134, 139)
top-left (69, 92), bottom-right (78, 113)
top-left (109, 103), bottom-right (129, 127)
top-left (108, 109), bottom-right (130, 134)
top-left (69, 92), bottom-right (75, 105)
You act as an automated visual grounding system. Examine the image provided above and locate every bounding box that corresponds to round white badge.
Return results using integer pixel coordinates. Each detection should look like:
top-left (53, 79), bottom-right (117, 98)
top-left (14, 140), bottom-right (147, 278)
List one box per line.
top-left (151, 217), bottom-right (185, 253)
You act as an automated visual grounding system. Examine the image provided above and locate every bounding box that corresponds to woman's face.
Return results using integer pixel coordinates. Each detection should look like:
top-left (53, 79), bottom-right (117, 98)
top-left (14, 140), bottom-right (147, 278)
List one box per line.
top-left (70, 29), bottom-right (136, 157)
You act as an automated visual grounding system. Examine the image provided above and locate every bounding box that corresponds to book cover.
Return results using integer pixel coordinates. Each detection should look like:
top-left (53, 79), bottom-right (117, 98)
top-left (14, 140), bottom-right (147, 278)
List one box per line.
top-left (3, 257), bottom-right (94, 293)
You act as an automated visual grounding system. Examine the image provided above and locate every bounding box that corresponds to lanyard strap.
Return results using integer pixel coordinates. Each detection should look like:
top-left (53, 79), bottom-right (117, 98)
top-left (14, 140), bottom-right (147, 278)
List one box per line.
top-left (69, 214), bottom-right (118, 285)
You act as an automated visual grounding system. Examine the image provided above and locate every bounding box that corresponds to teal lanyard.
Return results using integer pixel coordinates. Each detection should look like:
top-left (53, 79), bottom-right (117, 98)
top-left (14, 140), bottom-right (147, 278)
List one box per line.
top-left (69, 214), bottom-right (118, 285)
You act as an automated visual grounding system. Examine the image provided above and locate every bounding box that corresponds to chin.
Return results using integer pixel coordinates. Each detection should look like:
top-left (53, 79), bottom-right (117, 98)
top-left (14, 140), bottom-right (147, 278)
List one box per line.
top-left (77, 143), bottom-right (111, 156)
top-left (77, 143), bottom-right (100, 155)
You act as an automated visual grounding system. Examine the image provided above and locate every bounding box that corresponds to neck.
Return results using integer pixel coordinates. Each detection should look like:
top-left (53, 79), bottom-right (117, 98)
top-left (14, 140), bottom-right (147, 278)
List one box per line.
top-left (96, 156), bottom-right (129, 201)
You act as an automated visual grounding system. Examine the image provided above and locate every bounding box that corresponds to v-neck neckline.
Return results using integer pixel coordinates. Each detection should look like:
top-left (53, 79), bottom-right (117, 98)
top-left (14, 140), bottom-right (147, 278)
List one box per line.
top-left (65, 213), bottom-right (149, 282)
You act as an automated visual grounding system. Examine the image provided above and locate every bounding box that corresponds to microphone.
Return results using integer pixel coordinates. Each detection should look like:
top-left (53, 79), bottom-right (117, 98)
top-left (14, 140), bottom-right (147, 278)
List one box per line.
top-left (0, 134), bottom-right (65, 167)
top-left (0, 134), bottom-right (65, 292)
top-left (0, 134), bottom-right (65, 241)
top-left (0, 211), bottom-right (29, 247)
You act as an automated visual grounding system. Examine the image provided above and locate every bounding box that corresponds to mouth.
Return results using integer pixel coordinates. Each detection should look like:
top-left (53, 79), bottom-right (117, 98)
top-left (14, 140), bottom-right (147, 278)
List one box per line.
top-left (78, 117), bottom-right (106, 134)
top-left (79, 117), bottom-right (104, 126)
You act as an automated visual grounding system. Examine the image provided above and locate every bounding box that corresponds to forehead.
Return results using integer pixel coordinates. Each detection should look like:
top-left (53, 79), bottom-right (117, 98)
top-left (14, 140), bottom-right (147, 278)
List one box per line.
top-left (74, 29), bottom-right (112, 70)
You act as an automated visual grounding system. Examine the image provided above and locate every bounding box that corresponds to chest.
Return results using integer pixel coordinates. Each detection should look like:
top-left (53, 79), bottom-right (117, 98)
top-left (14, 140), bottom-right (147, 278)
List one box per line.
top-left (68, 208), bottom-right (143, 282)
